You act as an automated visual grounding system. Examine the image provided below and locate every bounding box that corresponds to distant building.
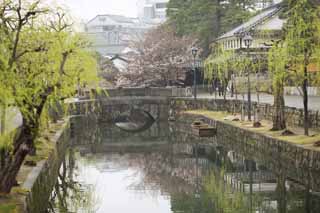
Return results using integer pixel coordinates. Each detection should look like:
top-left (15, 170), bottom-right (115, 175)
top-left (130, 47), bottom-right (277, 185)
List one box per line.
top-left (216, 3), bottom-right (285, 51)
top-left (85, 14), bottom-right (151, 56)
top-left (137, 0), bottom-right (169, 24)
top-left (254, 0), bottom-right (278, 10)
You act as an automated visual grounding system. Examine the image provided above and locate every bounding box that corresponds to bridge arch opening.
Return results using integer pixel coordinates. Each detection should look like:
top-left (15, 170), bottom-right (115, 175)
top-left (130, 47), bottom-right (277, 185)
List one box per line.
top-left (113, 108), bottom-right (156, 133)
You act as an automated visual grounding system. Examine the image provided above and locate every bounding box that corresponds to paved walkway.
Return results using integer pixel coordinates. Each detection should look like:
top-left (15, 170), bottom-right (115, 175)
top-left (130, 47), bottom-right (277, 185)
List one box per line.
top-left (196, 92), bottom-right (320, 110)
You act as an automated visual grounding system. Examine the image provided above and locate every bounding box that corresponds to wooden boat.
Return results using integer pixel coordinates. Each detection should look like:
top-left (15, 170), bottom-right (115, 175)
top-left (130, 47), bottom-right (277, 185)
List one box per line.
top-left (191, 121), bottom-right (217, 137)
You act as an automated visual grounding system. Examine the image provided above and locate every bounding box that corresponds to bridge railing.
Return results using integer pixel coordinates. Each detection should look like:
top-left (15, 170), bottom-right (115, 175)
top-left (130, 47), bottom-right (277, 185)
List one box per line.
top-left (82, 87), bottom-right (193, 99)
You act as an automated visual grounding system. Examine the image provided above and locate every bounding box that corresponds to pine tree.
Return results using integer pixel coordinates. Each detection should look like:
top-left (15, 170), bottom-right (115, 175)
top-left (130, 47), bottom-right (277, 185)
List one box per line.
top-left (167, 0), bottom-right (255, 55)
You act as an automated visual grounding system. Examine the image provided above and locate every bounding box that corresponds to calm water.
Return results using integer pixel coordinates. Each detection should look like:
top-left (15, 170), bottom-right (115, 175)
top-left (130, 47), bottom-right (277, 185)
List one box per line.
top-left (47, 117), bottom-right (320, 213)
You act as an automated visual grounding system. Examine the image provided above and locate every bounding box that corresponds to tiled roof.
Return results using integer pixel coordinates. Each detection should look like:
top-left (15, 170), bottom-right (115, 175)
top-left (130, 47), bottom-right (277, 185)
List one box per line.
top-left (87, 14), bottom-right (136, 25)
top-left (217, 3), bottom-right (284, 40)
top-left (107, 15), bottom-right (135, 23)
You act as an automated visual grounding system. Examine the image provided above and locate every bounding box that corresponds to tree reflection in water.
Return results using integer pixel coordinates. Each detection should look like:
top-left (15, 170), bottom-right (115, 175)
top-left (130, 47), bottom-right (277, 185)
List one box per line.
top-left (47, 148), bottom-right (101, 213)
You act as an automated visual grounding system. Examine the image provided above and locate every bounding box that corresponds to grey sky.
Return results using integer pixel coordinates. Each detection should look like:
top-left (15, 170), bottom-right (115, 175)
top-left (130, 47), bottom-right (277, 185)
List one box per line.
top-left (52, 0), bottom-right (138, 21)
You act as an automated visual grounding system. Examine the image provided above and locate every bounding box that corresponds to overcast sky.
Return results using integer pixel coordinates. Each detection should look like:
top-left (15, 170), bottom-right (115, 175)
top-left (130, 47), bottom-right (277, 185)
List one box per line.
top-left (51, 0), bottom-right (139, 21)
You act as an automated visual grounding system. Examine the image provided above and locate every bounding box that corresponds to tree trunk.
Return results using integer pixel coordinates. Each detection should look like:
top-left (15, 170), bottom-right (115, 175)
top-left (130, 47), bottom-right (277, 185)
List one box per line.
top-left (303, 65), bottom-right (309, 136)
top-left (223, 79), bottom-right (226, 100)
top-left (0, 103), bottom-right (6, 134)
top-left (0, 125), bottom-right (33, 193)
top-left (272, 79), bottom-right (286, 130)
top-left (276, 170), bottom-right (287, 213)
top-left (0, 81), bottom-right (54, 193)
top-left (0, 101), bottom-right (45, 193)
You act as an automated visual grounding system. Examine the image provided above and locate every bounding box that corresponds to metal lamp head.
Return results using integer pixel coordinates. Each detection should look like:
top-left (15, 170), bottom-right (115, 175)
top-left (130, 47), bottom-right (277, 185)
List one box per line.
top-left (191, 47), bottom-right (198, 58)
top-left (243, 34), bottom-right (253, 48)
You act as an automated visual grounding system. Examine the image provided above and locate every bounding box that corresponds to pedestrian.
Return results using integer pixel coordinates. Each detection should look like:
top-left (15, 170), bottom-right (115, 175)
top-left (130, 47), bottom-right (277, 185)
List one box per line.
top-left (209, 79), bottom-right (214, 95)
top-left (218, 79), bottom-right (223, 96)
top-left (231, 73), bottom-right (236, 97)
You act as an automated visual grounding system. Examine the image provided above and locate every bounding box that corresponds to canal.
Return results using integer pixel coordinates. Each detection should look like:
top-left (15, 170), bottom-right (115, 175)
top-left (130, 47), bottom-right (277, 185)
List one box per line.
top-left (46, 116), bottom-right (320, 213)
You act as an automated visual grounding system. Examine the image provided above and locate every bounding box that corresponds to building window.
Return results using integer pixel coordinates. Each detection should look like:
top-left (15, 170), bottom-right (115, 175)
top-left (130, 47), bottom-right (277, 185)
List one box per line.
top-left (108, 32), bottom-right (119, 44)
top-left (103, 26), bottom-right (115, 31)
top-left (99, 17), bottom-right (106, 22)
top-left (155, 3), bottom-right (167, 9)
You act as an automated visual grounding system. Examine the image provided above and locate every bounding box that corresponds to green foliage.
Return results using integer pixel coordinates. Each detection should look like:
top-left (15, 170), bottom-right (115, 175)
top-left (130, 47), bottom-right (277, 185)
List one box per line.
top-left (0, 0), bottom-right (99, 139)
top-left (283, 0), bottom-right (320, 84)
top-left (0, 203), bottom-right (18, 213)
top-left (266, 0), bottom-right (320, 134)
top-left (0, 0), bottom-right (99, 193)
top-left (204, 170), bottom-right (251, 212)
top-left (204, 44), bottom-right (260, 87)
top-left (204, 44), bottom-right (236, 81)
top-left (171, 168), bottom-right (264, 213)
top-left (268, 43), bottom-right (288, 91)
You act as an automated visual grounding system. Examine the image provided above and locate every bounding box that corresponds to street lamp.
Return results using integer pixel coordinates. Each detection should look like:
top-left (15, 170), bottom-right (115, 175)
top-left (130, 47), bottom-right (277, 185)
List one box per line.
top-left (243, 34), bottom-right (253, 121)
top-left (191, 47), bottom-right (198, 100)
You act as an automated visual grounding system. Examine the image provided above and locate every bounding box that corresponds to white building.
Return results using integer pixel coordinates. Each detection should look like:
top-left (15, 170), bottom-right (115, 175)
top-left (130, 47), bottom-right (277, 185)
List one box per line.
top-left (85, 14), bottom-right (151, 56)
top-left (137, 0), bottom-right (169, 24)
top-left (255, 0), bottom-right (282, 10)
top-left (216, 3), bottom-right (285, 51)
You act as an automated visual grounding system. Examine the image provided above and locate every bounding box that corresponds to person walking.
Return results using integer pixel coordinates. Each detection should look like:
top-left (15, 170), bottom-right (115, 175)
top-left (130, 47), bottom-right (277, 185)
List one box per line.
top-left (209, 79), bottom-right (214, 95)
top-left (230, 73), bottom-right (235, 97)
top-left (217, 79), bottom-right (223, 97)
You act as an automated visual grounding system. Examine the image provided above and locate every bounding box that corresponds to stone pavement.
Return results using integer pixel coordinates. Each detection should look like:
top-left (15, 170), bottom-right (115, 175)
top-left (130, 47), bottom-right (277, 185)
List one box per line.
top-left (196, 92), bottom-right (320, 110)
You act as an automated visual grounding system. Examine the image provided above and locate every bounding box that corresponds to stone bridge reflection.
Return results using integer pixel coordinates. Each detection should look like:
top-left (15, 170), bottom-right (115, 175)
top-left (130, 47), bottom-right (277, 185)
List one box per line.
top-left (113, 108), bottom-right (155, 133)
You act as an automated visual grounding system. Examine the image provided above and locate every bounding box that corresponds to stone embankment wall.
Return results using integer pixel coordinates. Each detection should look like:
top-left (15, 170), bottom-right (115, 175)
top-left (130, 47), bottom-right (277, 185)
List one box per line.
top-left (214, 119), bottom-right (320, 192)
top-left (22, 121), bottom-right (70, 213)
top-left (183, 113), bottom-right (320, 192)
top-left (172, 98), bottom-right (320, 131)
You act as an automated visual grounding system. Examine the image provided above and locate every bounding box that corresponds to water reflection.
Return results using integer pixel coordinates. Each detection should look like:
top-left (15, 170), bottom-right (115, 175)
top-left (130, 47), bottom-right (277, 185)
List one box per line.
top-left (47, 117), bottom-right (320, 213)
top-left (47, 149), bottom-right (101, 213)
top-left (114, 108), bottom-right (155, 133)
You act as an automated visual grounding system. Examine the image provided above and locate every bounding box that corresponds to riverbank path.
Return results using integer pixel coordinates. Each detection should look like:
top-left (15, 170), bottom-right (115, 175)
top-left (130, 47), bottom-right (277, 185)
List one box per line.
top-left (196, 92), bottom-right (320, 110)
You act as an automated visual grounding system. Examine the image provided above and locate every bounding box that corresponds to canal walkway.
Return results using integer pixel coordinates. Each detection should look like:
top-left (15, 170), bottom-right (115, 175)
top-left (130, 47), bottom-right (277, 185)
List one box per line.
top-left (196, 92), bottom-right (320, 110)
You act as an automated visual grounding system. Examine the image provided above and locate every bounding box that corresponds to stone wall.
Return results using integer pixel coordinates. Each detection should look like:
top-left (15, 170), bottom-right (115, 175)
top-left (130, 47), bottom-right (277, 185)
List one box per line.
top-left (22, 120), bottom-right (70, 213)
top-left (172, 98), bottom-right (320, 131)
top-left (184, 114), bottom-right (320, 192)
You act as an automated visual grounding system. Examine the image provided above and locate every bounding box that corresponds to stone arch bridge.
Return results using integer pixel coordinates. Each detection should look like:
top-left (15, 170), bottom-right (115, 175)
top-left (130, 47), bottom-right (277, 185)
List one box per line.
top-left (70, 96), bottom-right (170, 122)
top-left (70, 87), bottom-right (193, 121)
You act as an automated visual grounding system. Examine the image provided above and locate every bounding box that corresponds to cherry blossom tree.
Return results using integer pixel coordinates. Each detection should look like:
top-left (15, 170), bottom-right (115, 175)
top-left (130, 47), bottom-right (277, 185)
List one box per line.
top-left (119, 24), bottom-right (198, 87)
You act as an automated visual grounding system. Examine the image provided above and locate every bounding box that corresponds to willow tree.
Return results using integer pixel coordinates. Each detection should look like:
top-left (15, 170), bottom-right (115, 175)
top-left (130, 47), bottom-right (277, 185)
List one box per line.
top-left (204, 44), bottom-right (236, 99)
top-left (205, 43), bottom-right (256, 109)
top-left (269, 41), bottom-right (287, 131)
top-left (283, 0), bottom-right (320, 136)
top-left (0, 0), bottom-right (98, 193)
